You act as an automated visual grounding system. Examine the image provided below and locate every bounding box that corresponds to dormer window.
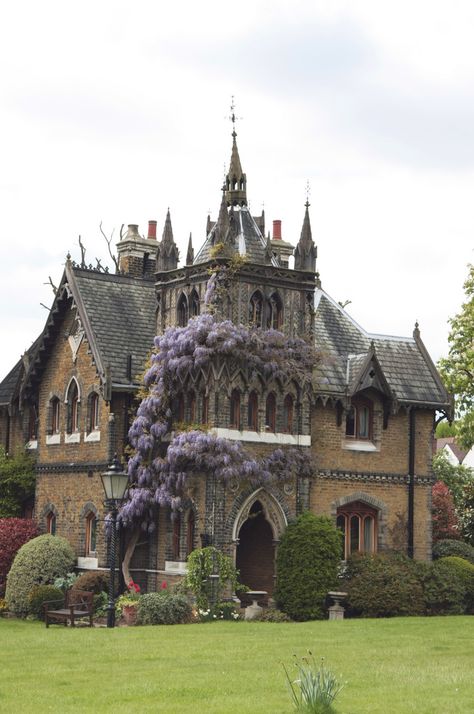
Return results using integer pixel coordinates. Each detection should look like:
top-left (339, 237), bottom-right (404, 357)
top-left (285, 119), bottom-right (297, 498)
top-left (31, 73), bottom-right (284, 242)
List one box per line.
top-left (345, 398), bottom-right (372, 440)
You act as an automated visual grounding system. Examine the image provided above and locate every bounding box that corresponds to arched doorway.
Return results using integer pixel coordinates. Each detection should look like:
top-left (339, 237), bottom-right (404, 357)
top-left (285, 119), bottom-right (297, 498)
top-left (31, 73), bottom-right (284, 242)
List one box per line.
top-left (236, 500), bottom-right (275, 595)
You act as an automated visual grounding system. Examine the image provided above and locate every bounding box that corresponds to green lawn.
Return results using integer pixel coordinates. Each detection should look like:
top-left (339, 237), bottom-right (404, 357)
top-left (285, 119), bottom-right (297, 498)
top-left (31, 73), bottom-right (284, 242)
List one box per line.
top-left (0, 617), bottom-right (472, 713)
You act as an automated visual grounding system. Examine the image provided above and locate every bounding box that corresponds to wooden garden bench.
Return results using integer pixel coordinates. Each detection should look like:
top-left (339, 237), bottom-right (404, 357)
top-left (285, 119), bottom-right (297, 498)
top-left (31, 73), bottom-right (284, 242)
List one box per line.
top-left (43, 589), bottom-right (94, 628)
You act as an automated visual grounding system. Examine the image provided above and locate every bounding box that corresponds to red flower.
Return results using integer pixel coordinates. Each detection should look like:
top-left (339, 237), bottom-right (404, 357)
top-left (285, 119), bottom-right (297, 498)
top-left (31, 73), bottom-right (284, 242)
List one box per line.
top-left (161, 580), bottom-right (168, 589)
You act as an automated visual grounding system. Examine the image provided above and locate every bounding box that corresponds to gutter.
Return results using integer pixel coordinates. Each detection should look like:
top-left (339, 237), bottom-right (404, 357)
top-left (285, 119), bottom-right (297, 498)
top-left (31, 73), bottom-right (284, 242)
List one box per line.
top-left (407, 408), bottom-right (416, 559)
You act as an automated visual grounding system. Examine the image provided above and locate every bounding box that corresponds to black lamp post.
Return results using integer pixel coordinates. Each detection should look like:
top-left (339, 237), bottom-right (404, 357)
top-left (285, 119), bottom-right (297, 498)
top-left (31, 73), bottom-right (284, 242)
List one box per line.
top-left (100, 455), bottom-right (129, 628)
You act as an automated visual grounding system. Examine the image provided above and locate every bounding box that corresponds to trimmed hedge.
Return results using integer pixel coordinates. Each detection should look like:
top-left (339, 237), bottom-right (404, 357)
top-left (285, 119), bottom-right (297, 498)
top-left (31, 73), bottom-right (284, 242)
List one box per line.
top-left (28, 585), bottom-right (64, 619)
top-left (0, 518), bottom-right (39, 596)
top-left (344, 553), bottom-right (425, 618)
top-left (71, 571), bottom-right (109, 595)
top-left (136, 592), bottom-right (192, 625)
top-left (432, 539), bottom-right (474, 564)
top-left (423, 556), bottom-right (474, 615)
top-left (5, 534), bottom-right (75, 616)
top-left (274, 513), bottom-right (341, 621)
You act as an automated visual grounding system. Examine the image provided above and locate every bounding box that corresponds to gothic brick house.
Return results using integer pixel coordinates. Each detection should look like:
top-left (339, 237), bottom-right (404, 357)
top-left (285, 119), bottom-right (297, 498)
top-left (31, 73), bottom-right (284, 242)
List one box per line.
top-left (0, 126), bottom-right (451, 594)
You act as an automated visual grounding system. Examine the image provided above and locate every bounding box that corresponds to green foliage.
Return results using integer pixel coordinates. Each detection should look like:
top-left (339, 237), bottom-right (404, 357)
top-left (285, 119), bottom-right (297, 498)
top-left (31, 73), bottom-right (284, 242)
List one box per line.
top-left (422, 557), bottom-right (471, 615)
top-left (275, 513), bottom-right (341, 621)
top-left (435, 420), bottom-right (458, 438)
top-left (344, 552), bottom-right (425, 618)
top-left (0, 448), bottom-right (35, 518)
top-left (93, 591), bottom-right (109, 616)
top-left (283, 652), bottom-right (344, 714)
top-left (257, 608), bottom-right (292, 622)
top-left (136, 592), bottom-right (192, 625)
top-left (185, 546), bottom-right (244, 611)
top-left (53, 572), bottom-right (78, 592)
top-left (5, 534), bottom-right (75, 616)
top-left (432, 538), bottom-right (474, 564)
top-left (71, 571), bottom-right (108, 595)
top-left (28, 585), bottom-right (63, 619)
top-left (439, 264), bottom-right (474, 450)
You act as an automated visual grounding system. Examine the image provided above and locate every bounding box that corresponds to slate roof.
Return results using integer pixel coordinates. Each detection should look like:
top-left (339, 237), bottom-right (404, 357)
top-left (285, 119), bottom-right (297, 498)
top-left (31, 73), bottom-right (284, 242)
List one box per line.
top-left (194, 205), bottom-right (278, 266)
top-left (0, 360), bottom-right (23, 406)
top-left (314, 288), bottom-right (450, 408)
top-left (70, 267), bottom-right (157, 385)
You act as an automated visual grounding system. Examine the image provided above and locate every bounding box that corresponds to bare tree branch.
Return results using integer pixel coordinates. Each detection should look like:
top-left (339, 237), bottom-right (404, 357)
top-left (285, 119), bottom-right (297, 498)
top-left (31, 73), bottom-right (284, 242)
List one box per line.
top-left (43, 276), bottom-right (58, 294)
top-left (99, 221), bottom-right (120, 273)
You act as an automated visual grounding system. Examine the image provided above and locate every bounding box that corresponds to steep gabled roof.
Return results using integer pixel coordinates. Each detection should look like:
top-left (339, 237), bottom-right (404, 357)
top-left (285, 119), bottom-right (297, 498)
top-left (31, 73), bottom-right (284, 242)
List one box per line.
top-left (25, 262), bottom-right (157, 393)
top-left (0, 335), bottom-right (42, 407)
top-left (314, 287), bottom-right (451, 409)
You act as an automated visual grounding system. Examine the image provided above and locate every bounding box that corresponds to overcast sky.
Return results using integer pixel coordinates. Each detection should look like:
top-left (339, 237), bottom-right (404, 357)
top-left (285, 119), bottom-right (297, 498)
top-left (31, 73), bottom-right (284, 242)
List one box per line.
top-left (1, 0), bottom-right (473, 380)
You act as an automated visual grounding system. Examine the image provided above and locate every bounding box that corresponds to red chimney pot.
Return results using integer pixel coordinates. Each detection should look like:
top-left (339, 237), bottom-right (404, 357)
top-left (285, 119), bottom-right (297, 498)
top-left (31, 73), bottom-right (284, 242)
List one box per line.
top-left (147, 220), bottom-right (157, 240)
top-left (272, 220), bottom-right (282, 240)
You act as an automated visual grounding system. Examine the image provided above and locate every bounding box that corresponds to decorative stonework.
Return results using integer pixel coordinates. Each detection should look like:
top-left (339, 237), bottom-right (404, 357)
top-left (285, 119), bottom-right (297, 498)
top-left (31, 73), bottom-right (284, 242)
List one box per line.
top-left (231, 487), bottom-right (289, 542)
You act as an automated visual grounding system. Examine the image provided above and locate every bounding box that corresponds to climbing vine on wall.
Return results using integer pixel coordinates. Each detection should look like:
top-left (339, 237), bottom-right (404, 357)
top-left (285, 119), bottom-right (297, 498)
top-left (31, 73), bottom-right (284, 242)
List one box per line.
top-left (119, 296), bottom-right (317, 532)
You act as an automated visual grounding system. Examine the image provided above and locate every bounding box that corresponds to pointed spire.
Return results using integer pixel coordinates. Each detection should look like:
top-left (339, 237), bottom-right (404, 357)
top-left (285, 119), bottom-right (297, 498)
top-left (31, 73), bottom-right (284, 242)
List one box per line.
top-left (294, 200), bottom-right (317, 272)
top-left (225, 132), bottom-right (247, 207)
top-left (214, 187), bottom-right (230, 245)
top-left (156, 209), bottom-right (179, 271)
top-left (186, 233), bottom-right (194, 265)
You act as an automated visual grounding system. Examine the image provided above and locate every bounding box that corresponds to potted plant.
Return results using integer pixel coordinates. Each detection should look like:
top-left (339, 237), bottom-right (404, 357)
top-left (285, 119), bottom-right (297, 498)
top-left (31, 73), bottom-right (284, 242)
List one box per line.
top-left (116, 579), bottom-right (141, 625)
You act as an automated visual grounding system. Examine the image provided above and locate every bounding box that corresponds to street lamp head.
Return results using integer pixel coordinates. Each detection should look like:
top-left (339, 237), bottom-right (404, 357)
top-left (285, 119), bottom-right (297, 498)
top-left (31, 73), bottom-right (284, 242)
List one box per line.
top-left (100, 454), bottom-right (129, 504)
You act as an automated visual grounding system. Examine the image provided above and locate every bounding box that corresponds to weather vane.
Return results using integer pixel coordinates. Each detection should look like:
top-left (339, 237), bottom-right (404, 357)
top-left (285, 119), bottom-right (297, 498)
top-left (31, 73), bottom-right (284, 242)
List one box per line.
top-left (227, 96), bottom-right (242, 133)
top-left (305, 180), bottom-right (311, 207)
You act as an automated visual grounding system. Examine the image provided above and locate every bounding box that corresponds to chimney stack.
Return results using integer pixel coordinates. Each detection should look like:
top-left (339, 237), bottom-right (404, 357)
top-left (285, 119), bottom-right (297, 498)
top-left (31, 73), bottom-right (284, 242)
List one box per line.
top-left (272, 220), bottom-right (282, 240)
top-left (147, 220), bottom-right (157, 240)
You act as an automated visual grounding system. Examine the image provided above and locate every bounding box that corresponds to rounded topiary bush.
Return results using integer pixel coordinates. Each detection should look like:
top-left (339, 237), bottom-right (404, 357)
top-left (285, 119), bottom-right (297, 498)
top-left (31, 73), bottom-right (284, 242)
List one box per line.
top-left (423, 556), bottom-right (474, 615)
top-left (5, 534), bottom-right (75, 616)
top-left (71, 571), bottom-right (109, 595)
top-left (136, 592), bottom-right (192, 625)
top-left (344, 552), bottom-right (425, 618)
top-left (274, 513), bottom-right (341, 621)
top-left (28, 585), bottom-right (64, 619)
top-left (432, 539), bottom-right (474, 564)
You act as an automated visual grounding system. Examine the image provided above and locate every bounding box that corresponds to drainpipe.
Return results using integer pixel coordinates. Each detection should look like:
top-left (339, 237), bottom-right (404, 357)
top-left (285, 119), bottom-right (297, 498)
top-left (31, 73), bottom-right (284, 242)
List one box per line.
top-left (407, 408), bottom-right (416, 558)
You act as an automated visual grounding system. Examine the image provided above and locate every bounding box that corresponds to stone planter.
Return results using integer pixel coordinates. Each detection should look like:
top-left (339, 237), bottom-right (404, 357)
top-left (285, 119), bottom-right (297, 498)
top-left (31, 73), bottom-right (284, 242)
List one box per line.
top-left (122, 604), bottom-right (138, 626)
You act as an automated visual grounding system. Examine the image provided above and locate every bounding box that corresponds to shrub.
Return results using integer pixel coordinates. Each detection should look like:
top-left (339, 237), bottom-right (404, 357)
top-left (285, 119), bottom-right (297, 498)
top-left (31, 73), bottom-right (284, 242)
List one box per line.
top-left (422, 557), bottom-right (471, 615)
top-left (258, 608), bottom-right (292, 623)
top-left (28, 585), bottom-right (64, 619)
top-left (185, 546), bottom-right (244, 611)
top-left (275, 513), bottom-right (341, 621)
top-left (136, 592), bottom-right (192, 625)
top-left (5, 534), bottom-right (75, 616)
top-left (432, 481), bottom-right (460, 542)
top-left (71, 571), bottom-right (109, 595)
top-left (432, 539), bottom-right (474, 564)
top-left (0, 448), bottom-right (35, 518)
top-left (344, 552), bottom-right (425, 618)
top-left (0, 518), bottom-right (38, 596)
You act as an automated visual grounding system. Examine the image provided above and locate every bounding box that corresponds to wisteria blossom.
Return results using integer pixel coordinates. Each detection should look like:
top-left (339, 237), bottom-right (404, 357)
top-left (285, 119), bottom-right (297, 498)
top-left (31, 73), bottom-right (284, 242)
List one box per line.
top-left (119, 309), bottom-right (316, 531)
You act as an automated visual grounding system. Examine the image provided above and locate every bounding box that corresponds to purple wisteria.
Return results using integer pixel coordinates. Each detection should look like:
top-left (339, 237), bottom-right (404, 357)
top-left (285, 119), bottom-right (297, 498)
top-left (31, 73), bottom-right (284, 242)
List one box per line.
top-left (119, 312), bottom-right (315, 531)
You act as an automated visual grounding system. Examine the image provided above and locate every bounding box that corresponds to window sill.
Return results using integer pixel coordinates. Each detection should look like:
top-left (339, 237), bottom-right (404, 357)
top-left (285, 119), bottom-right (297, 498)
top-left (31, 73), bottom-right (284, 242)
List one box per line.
top-left (65, 432), bottom-right (80, 444)
top-left (26, 440), bottom-right (38, 450)
top-left (84, 430), bottom-right (101, 442)
top-left (46, 434), bottom-right (61, 445)
top-left (343, 440), bottom-right (377, 452)
top-left (213, 428), bottom-right (311, 446)
top-left (77, 556), bottom-right (98, 570)
top-left (165, 560), bottom-right (188, 575)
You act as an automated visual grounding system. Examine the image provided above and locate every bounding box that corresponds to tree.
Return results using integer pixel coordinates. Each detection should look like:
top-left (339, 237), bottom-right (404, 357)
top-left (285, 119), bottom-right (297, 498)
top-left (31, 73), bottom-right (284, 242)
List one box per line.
top-left (432, 481), bottom-right (460, 542)
top-left (432, 452), bottom-right (474, 546)
top-left (0, 448), bottom-right (35, 518)
top-left (439, 264), bottom-right (474, 450)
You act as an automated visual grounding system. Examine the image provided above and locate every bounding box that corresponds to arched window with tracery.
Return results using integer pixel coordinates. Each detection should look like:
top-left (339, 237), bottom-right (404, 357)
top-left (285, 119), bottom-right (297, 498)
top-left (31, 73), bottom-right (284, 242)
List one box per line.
top-left (66, 379), bottom-right (80, 433)
top-left (248, 391), bottom-right (259, 431)
top-left (49, 397), bottom-right (60, 435)
top-left (249, 291), bottom-right (263, 327)
top-left (230, 390), bottom-right (241, 428)
top-left (88, 392), bottom-right (100, 432)
top-left (265, 393), bottom-right (276, 432)
top-left (177, 293), bottom-right (188, 327)
top-left (336, 501), bottom-right (377, 559)
top-left (283, 394), bottom-right (294, 433)
top-left (190, 290), bottom-right (200, 318)
top-left (268, 292), bottom-right (283, 330)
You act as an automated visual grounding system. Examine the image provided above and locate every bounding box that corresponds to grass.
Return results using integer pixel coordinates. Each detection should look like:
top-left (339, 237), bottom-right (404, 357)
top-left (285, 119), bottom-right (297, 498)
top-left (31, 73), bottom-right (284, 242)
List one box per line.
top-left (0, 616), bottom-right (473, 713)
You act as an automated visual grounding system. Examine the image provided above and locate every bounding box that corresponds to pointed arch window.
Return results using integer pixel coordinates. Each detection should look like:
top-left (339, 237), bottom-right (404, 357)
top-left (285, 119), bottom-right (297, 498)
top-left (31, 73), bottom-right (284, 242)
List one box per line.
top-left (49, 397), bottom-right (60, 435)
top-left (66, 379), bottom-right (80, 433)
top-left (230, 390), bottom-right (241, 429)
top-left (249, 291), bottom-right (263, 327)
top-left (85, 512), bottom-right (97, 555)
top-left (46, 511), bottom-right (56, 535)
top-left (337, 501), bottom-right (377, 559)
top-left (172, 513), bottom-right (181, 560)
top-left (268, 292), bottom-right (283, 330)
top-left (88, 392), bottom-right (100, 432)
top-left (190, 290), bottom-right (200, 318)
top-left (265, 393), bottom-right (276, 432)
top-left (177, 293), bottom-right (188, 327)
top-left (188, 391), bottom-right (196, 423)
top-left (202, 394), bottom-right (209, 424)
top-left (186, 510), bottom-right (195, 557)
top-left (248, 391), bottom-right (259, 431)
top-left (28, 405), bottom-right (37, 440)
top-left (283, 394), bottom-right (294, 433)
top-left (173, 394), bottom-right (185, 424)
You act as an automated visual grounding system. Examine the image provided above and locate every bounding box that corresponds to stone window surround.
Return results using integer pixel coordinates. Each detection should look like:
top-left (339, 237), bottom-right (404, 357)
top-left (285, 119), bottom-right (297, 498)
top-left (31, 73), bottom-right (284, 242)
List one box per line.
top-left (331, 492), bottom-right (388, 553)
